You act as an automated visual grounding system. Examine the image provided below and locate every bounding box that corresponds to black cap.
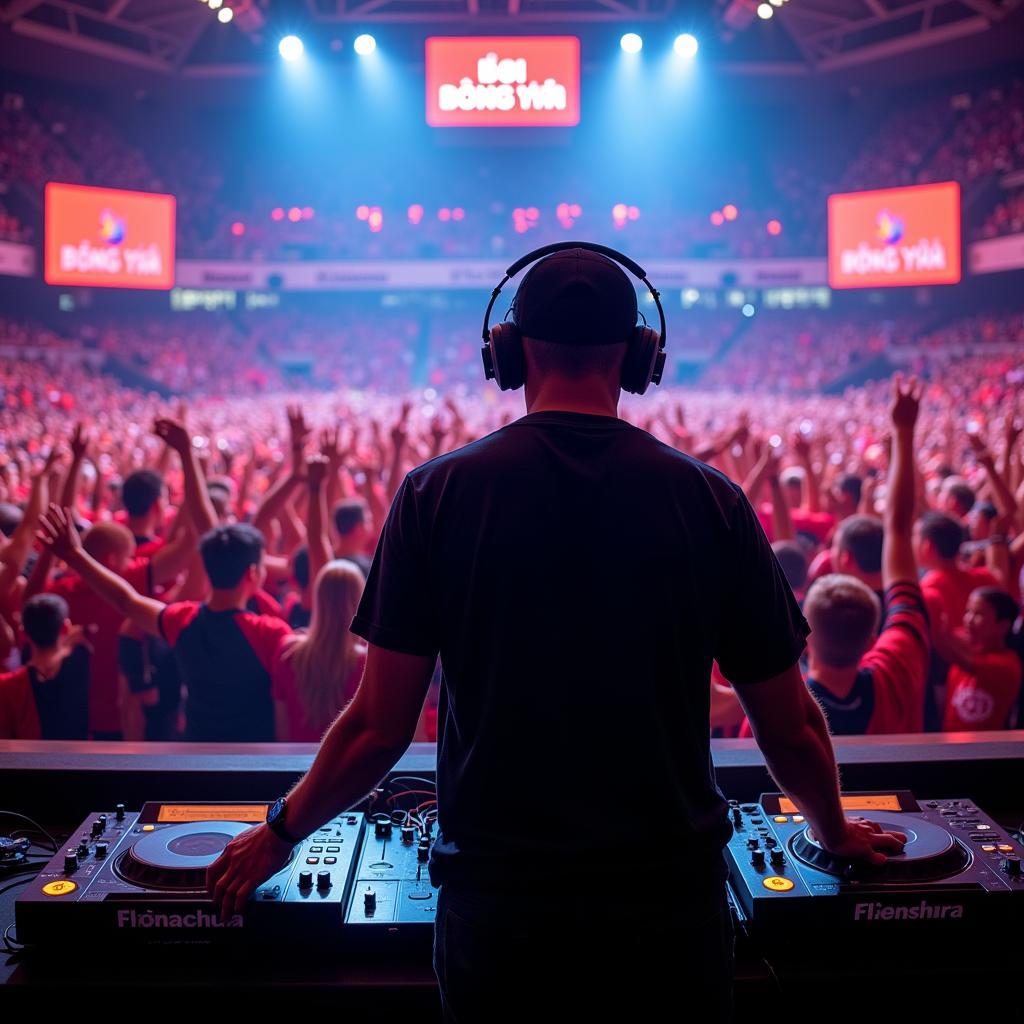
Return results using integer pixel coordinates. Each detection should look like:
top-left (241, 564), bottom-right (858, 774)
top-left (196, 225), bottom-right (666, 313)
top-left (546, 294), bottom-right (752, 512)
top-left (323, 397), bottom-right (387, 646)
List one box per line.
top-left (512, 247), bottom-right (638, 347)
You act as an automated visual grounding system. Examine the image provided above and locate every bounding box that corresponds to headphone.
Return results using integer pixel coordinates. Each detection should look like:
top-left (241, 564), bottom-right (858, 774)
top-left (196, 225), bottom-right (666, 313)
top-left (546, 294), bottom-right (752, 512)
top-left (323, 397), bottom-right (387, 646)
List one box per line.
top-left (480, 241), bottom-right (667, 395)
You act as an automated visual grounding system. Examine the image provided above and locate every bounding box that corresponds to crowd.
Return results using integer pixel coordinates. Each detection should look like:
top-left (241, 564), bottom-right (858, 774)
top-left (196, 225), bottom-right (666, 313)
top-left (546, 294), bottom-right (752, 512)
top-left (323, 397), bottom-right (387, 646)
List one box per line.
top-left (0, 305), bottom-right (1021, 744)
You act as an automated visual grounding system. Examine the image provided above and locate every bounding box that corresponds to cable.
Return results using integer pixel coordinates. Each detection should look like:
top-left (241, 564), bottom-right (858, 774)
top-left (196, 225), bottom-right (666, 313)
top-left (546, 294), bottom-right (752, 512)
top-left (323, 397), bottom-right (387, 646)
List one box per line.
top-left (0, 812), bottom-right (58, 852)
top-left (3, 922), bottom-right (23, 954)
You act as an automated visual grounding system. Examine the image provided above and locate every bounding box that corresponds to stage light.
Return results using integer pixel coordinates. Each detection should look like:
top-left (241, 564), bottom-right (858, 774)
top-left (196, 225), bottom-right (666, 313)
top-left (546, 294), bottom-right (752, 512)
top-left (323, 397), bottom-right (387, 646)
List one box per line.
top-left (368, 207), bottom-right (383, 232)
top-left (627, 206), bottom-right (640, 221)
top-left (674, 33), bottom-right (699, 58)
top-left (271, 207), bottom-right (284, 221)
top-left (407, 204), bottom-right (424, 225)
top-left (287, 207), bottom-right (302, 222)
top-left (278, 35), bottom-right (304, 61)
top-left (620, 33), bottom-right (643, 54)
top-left (710, 211), bottom-right (724, 226)
top-left (207, 0), bottom-right (222, 8)
top-left (757, 3), bottom-right (774, 17)
top-left (302, 207), bottom-right (314, 220)
top-left (230, 221), bottom-right (245, 236)
top-left (353, 33), bottom-right (376, 56)
top-left (452, 207), bottom-right (465, 221)
top-left (723, 204), bottom-right (738, 221)
top-left (742, 303), bottom-right (756, 317)
top-left (356, 205), bottom-right (370, 220)
top-left (217, 7), bottom-right (233, 22)
top-left (438, 208), bottom-right (451, 222)
top-left (767, 219), bottom-right (782, 236)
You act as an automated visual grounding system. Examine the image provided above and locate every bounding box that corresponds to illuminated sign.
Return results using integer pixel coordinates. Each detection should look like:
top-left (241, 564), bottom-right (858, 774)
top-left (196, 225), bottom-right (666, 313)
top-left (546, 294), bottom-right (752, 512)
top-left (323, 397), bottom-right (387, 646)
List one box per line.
top-left (425, 36), bottom-right (580, 127)
top-left (155, 804), bottom-right (269, 823)
top-left (828, 182), bottom-right (960, 289)
top-left (45, 182), bottom-right (176, 290)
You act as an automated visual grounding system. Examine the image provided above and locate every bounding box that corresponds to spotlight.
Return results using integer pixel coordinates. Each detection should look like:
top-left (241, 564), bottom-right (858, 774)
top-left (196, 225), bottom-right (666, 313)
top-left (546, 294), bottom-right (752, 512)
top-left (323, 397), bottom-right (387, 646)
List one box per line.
top-left (757, 3), bottom-right (774, 17)
top-left (723, 204), bottom-right (738, 221)
top-left (278, 35), bottom-right (304, 61)
top-left (710, 211), bottom-right (724, 226)
top-left (353, 33), bottom-right (376, 56)
top-left (217, 7), bottom-right (233, 22)
top-left (207, 0), bottom-right (222, 8)
top-left (767, 219), bottom-right (782, 236)
top-left (230, 221), bottom-right (245, 236)
top-left (742, 304), bottom-right (756, 318)
top-left (620, 33), bottom-right (643, 54)
top-left (674, 33), bottom-right (699, 58)
top-left (287, 207), bottom-right (302, 222)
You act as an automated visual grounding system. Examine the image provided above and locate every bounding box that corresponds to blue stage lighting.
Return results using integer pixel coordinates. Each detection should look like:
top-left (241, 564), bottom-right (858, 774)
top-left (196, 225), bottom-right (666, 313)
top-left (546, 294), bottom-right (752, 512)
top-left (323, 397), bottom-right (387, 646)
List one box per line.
top-left (279, 35), bottom-right (304, 61)
top-left (620, 33), bottom-right (643, 54)
top-left (674, 33), bottom-right (699, 58)
top-left (353, 33), bottom-right (376, 56)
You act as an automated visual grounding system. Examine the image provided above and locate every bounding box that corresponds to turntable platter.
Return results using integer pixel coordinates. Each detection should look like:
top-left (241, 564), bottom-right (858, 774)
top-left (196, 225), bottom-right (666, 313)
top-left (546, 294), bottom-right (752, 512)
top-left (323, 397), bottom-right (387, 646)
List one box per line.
top-left (790, 814), bottom-right (972, 883)
top-left (116, 821), bottom-right (253, 891)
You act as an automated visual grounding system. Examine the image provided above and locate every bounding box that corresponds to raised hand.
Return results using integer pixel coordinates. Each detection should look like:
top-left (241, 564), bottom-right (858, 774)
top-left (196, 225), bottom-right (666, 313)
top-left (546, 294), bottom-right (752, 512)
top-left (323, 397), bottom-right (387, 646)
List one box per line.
top-left (69, 423), bottom-right (90, 462)
top-left (37, 505), bottom-right (83, 564)
top-left (319, 425), bottom-right (342, 467)
top-left (286, 405), bottom-right (312, 454)
top-left (889, 373), bottom-right (922, 431)
top-left (153, 418), bottom-right (191, 454)
top-left (306, 454), bottom-right (329, 491)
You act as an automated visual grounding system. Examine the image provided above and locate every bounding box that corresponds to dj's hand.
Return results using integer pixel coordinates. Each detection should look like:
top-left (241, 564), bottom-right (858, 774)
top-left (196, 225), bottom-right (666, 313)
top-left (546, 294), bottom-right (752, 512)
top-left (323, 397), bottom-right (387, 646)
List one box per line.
top-left (819, 817), bottom-right (907, 865)
top-left (206, 823), bottom-right (294, 921)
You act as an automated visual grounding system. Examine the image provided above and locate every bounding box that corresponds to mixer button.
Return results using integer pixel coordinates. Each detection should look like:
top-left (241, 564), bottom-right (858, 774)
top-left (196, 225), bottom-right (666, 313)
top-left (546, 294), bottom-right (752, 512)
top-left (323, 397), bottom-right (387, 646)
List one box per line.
top-left (43, 879), bottom-right (78, 897)
top-left (115, 804), bottom-right (126, 821)
top-left (764, 837), bottom-right (777, 849)
top-left (747, 837), bottom-right (760, 849)
top-left (63, 851), bottom-right (79, 874)
top-left (762, 876), bottom-right (794, 892)
top-left (770, 849), bottom-right (785, 866)
top-left (306, 857), bottom-right (320, 865)
top-left (750, 818), bottom-right (764, 825)
top-left (997, 845), bottom-right (1014, 852)
top-left (982, 845), bottom-right (997, 852)
top-left (326, 846), bottom-right (340, 853)
top-left (309, 846), bottom-right (323, 853)
top-left (95, 842), bottom-right (109, 859)
top-left (792, 816), bottom-right (804, 823)
top-left (324, 857), bottom-right (337, 865)
top-left (773, 816), bottom-right (788, 824)
top-left (364, 889), bottom-right (377, 913)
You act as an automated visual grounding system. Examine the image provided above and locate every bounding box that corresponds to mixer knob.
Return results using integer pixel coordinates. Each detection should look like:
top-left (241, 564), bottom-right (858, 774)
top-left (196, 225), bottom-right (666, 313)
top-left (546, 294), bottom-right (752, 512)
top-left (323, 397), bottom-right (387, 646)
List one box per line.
top-left (115, 804), bottom-right (126, 821)
top-left (417, 838), bottom-right (430, 863)
top-left (400, 826), bottom-right (415, 845)
top-left (374, 817), bottom-right (392, 839)
top-left (750, 849), bottom-right (765, 867)
top-left (63, 850), bottom-right (78, 874)
top-left (298, 871), bottom-right (313, 889)
top-left (77, 841), bottom-right (89, 859)
top-left (746, 837), bottom-right (760, 849)
top-left (91, 820), bottom-right (104, 837)
top-left (99, 814), bottom-right (108, 828)
top-left (1002, 856), bottom-right (1021, 877)
top-left (764, 837), bottom-right (777, 849)
top-left (95, 842), bottom-right (109, 859)
top-left (770, 848), bottom-right (785, 866)
top-left (317, 871), bottom-right (332, 891)
top-left (731, 808), bottom-right (743, 825)
top-left (364, 888), bottom-right (377, 913)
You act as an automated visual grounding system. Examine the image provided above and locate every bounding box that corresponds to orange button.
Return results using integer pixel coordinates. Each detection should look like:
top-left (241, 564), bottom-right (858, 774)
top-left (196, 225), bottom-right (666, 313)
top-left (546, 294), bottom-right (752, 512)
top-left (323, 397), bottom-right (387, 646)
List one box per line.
top-left (792, 815), bottom-right (805, 823)
top-left (773, 816), bottom-right (789, 824)
top-left (998, 844), bottom-right (1014, 852)
top-left (981, 845), bottom-right (997, 852)
top-left (762, 875), bottom-right (794, 892)
top-left (42, 880), bottom-right (78, 897)
top-left (142, 825), bottom-right (155, 832)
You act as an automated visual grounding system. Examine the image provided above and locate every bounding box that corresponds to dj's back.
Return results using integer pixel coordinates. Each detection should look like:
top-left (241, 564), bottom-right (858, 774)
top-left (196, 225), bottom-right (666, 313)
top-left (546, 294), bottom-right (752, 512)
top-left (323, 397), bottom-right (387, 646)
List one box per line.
top-left (351, 409), bottom-right (809, 888)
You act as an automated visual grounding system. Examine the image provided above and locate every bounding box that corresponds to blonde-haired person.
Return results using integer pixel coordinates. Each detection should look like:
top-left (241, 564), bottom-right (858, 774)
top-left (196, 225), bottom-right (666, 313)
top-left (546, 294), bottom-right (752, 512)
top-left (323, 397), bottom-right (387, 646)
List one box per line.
top-left (272, 559), bottom-right (367, 742)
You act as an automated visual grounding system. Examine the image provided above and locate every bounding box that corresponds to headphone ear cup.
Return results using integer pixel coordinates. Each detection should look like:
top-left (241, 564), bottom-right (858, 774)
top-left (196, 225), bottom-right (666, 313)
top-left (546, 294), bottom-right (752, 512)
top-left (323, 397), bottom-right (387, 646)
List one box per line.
top-left (486, 322), bottom-right (526, 392)
top-left (620, 326), bottom-right (662, 396)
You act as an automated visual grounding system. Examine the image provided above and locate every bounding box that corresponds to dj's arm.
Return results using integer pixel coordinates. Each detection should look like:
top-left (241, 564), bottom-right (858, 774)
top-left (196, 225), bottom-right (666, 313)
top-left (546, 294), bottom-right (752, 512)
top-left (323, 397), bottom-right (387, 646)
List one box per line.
top-left (736, 662), bottom-right (906, 863)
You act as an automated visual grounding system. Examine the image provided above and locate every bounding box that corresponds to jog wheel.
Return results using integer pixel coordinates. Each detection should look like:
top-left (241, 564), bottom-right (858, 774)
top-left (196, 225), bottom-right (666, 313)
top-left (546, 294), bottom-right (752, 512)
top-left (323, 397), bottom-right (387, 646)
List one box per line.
top-left (789, 815), bottom-right (971, 883)
top-left (116, 822), bottom-right (254, 891)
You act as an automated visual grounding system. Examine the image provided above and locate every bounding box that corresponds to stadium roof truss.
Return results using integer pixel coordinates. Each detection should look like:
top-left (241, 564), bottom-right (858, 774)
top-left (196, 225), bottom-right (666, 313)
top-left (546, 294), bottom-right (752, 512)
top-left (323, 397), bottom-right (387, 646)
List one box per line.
top-left (0, 0), bottom-right (1020, 73)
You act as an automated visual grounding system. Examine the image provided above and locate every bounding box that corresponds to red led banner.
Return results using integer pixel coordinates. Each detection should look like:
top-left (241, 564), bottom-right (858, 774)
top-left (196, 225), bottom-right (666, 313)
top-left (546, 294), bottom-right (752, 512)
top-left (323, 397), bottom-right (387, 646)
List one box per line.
top-left (45, 182), bottom-right (176, 290)
top-left (425, 36), bottom-right (580, 128)
top-left (828, 182), bottom-right (961, 289)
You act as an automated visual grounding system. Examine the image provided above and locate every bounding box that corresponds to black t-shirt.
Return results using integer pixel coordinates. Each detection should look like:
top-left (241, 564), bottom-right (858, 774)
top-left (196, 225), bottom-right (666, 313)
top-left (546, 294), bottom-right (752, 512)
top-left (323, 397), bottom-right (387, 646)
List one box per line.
top-left (351, 411), bottom-right (810, 887)
top-left (29, 645), bottom-right (90, 740)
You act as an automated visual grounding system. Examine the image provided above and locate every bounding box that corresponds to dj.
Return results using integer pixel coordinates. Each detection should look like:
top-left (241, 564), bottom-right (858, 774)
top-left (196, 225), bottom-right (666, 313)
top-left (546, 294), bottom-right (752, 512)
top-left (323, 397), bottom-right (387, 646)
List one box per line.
top-left (206, 245), bottom-right (906, 1020)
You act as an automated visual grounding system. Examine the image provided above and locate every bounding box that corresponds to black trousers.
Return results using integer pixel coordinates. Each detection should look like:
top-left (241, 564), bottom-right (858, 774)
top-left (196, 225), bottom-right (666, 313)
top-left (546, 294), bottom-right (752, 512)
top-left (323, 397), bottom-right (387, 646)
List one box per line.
top-left (433, 878), bottom-right (734, 1023)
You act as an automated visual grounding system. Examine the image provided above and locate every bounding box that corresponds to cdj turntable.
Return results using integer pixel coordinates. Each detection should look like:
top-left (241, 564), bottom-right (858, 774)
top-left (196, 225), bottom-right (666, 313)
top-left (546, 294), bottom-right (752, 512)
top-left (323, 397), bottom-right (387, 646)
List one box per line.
top-left (725, 791), bottom-right (1024, 940)
top-left (16, 802), bottom-right (367, 946)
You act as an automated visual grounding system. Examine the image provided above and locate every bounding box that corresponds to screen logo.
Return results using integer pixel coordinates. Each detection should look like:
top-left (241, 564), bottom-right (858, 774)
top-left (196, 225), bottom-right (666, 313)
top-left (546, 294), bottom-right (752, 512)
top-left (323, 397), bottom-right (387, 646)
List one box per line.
top-left (828, 182), bottom-right (960, 289)
top-left (425, 37), bottom-right (580, 127)
top-left (45, 183), bottom-right (176, 290)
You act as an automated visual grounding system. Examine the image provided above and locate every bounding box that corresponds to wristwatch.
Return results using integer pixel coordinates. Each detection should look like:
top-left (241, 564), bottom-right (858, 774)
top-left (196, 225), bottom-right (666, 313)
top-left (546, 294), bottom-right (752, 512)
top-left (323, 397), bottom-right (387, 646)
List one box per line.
top-left (265, 797), bottom-right (302, 845)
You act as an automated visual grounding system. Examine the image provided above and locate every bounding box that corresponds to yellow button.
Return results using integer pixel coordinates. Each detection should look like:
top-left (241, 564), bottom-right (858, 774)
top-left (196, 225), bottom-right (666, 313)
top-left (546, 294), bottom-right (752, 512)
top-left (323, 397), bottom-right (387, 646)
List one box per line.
top-left (773, 816), bottom-right (789, 824)
top-left (762, 875), bottom-right (794, 892)
top-left (142, 825), bottom-right (155, 832)
top-left (998, 844), bottom-right (1014, 852)
top-left (793, 815), bottom-right (805, 823)
top-left (42, 880), bottom-right (78, 897)
top-left (981, 845), bottom-right (997, 852)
